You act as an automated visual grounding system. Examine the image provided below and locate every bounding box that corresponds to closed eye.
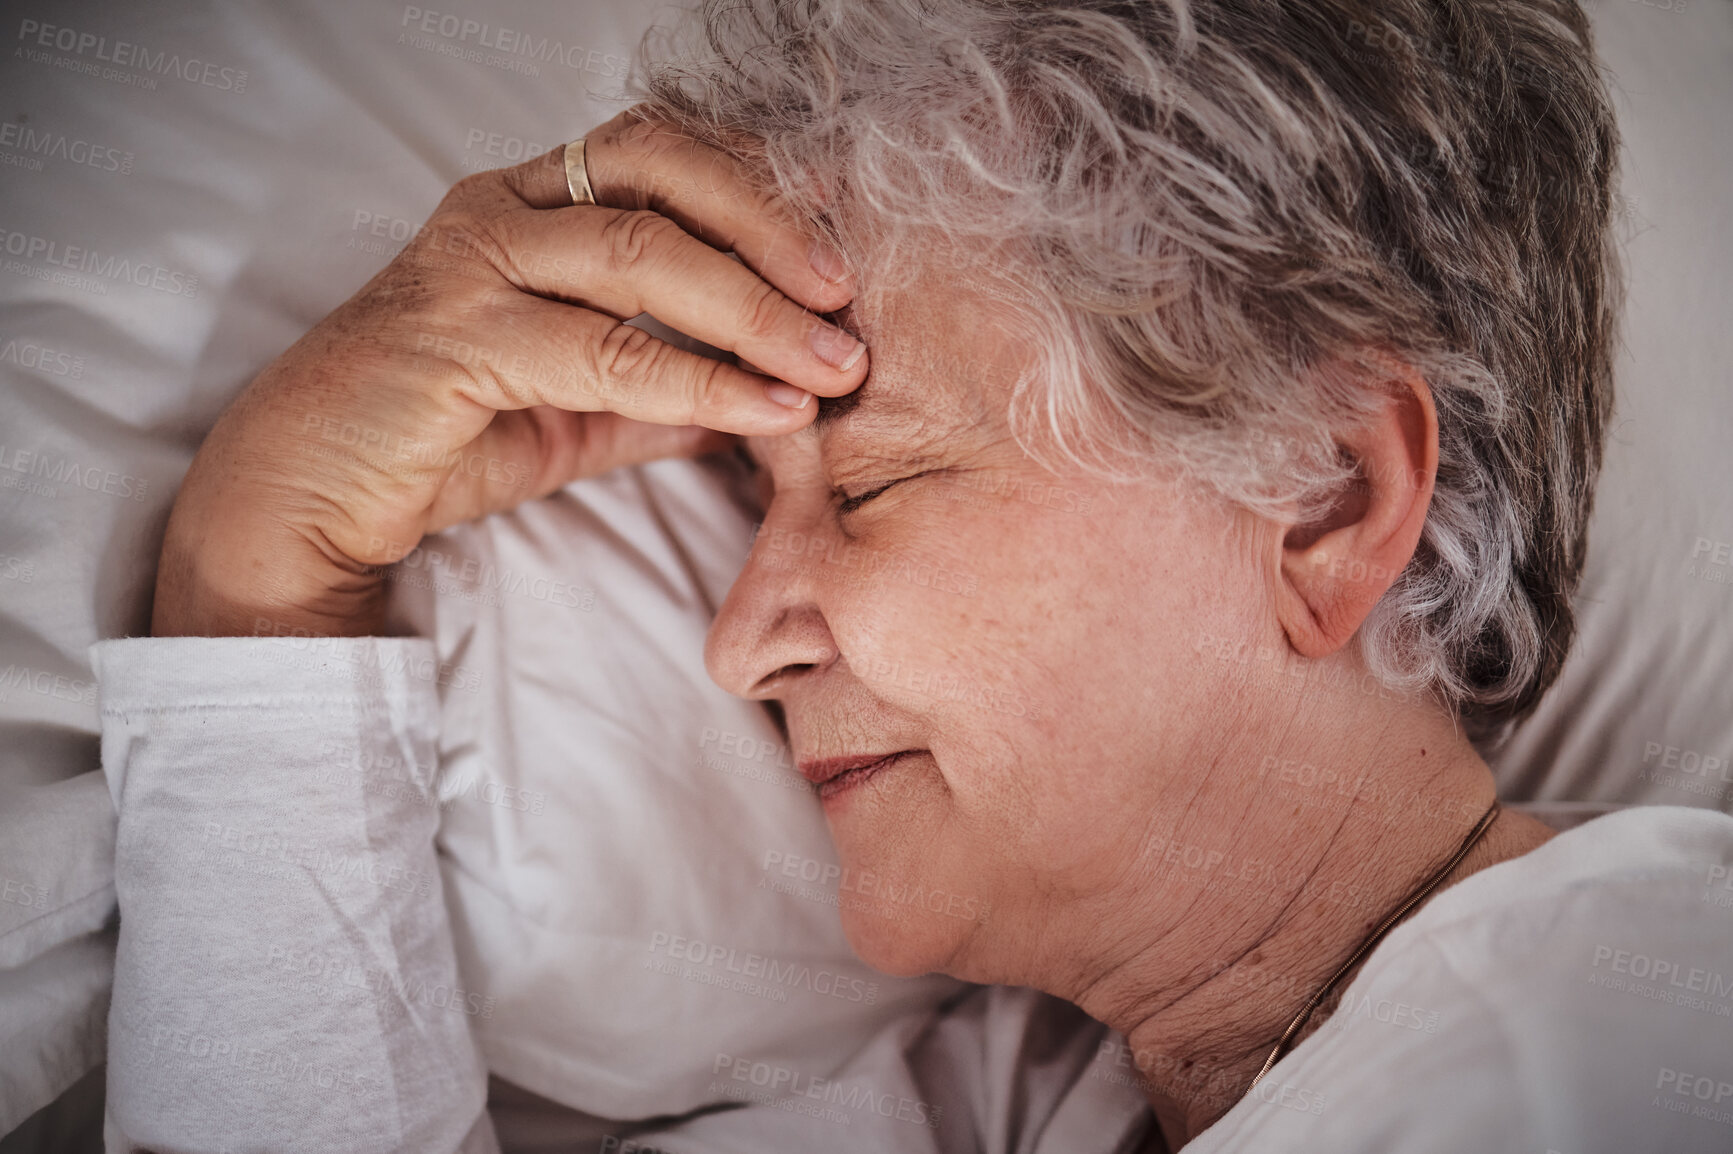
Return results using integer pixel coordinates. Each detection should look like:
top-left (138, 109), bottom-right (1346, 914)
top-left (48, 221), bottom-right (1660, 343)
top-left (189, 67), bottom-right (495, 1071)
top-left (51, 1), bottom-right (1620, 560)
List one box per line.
top-left (837, 472), bottom-right (925, 517)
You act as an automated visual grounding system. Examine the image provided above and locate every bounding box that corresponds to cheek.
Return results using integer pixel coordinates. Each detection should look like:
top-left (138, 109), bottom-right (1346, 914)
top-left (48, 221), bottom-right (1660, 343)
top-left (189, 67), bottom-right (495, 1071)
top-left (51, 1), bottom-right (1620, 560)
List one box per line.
top-left (817, 475), bottom-right (1267, 956)
top-left (809, 501), bottom-right (1064, 967)
top-left (819, 500), bottom-right (1017, 719)
top-left (851, 480), bottom-right (1259, 859)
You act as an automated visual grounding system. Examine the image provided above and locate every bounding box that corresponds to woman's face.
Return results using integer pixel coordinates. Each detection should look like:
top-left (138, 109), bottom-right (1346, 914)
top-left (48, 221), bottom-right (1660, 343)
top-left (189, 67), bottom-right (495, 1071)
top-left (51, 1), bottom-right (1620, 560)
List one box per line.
top-left (706, 279), bottom-right (1279, 987)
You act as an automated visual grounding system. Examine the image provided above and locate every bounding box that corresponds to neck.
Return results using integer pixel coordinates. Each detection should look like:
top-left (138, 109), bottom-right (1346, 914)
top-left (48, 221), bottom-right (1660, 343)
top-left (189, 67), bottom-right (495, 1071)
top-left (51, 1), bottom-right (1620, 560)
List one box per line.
top-left (1067, 703), bottom-right (1555, 1147)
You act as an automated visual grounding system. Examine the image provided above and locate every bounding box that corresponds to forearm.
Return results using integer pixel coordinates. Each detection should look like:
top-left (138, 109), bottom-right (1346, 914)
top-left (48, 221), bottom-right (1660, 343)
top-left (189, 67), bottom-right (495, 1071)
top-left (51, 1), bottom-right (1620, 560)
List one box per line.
top-left (94, 635), bottom-right (493, 1153)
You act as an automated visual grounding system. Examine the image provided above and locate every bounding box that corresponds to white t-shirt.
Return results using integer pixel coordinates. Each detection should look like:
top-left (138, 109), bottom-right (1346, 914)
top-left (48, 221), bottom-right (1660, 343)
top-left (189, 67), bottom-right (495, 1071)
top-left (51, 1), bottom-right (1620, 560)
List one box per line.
top-left (1187, 795), bottom-right (1733, 1153)
top-left (92, 635), bottom-right (1733, 1153)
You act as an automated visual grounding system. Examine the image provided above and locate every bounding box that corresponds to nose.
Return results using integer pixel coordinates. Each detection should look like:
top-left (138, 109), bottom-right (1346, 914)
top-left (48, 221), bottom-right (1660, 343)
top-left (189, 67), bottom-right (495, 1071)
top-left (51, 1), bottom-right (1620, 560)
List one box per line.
top-left (705, 522), bottom-right (841, 700)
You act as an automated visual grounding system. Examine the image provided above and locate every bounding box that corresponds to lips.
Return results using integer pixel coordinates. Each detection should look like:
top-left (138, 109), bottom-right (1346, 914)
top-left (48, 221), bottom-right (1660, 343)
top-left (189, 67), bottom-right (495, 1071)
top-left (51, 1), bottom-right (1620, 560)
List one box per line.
top-left (797, 751), bottom-right (919, 800)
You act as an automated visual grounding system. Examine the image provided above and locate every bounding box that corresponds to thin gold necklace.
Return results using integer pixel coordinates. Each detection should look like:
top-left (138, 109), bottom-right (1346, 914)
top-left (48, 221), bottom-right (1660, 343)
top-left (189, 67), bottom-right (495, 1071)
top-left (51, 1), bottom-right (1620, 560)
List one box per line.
top-left (1246, 799), bottom-right (1502, 1091)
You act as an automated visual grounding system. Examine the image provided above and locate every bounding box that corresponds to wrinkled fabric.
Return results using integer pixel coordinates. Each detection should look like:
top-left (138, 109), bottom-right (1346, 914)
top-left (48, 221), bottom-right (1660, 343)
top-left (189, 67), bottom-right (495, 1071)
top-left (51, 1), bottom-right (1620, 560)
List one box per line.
top-left (96, 635), bottom-right (1733, 1153)
top-left (95, 636), bottom-right (495, 1154)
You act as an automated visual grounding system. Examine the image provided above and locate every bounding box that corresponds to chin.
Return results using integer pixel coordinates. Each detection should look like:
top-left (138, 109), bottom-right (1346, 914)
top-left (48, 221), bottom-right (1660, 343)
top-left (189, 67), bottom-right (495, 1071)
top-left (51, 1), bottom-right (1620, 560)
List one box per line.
top-left (822, 762), bottom-right (979, 976)
top-left (837, 902), bottom-right (959, 978)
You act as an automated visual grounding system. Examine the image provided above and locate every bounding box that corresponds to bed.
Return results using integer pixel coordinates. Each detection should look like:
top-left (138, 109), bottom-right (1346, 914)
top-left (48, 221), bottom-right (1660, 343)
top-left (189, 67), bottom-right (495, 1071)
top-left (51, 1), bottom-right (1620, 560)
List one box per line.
top-left (2, 0), bottom-right (1729, 1143)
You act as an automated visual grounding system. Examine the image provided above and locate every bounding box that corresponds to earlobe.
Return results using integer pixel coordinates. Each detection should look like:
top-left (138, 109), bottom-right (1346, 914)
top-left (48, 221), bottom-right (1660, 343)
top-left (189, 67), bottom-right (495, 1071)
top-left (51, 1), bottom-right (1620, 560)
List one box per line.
top-left (1273, 369), bottom-right (1439, 660)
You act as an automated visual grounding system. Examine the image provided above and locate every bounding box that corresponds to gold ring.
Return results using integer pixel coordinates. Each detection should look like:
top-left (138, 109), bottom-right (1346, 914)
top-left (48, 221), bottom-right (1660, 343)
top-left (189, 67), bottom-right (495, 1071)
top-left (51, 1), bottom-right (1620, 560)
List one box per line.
top-left (564, 137), bottom-right (595, 206)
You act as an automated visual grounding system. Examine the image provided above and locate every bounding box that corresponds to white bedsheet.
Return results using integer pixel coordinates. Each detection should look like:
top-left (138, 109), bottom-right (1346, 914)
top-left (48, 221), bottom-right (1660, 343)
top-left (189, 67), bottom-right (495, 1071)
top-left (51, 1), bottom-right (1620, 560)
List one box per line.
top-left (2, 0), bottom-right (1730, 1136)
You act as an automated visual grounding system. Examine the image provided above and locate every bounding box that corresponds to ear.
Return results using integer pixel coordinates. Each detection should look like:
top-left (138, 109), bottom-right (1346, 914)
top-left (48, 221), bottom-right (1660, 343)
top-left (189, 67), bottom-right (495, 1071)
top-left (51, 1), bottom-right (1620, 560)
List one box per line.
top-left (1273, 367), bottom-right (1438, 659)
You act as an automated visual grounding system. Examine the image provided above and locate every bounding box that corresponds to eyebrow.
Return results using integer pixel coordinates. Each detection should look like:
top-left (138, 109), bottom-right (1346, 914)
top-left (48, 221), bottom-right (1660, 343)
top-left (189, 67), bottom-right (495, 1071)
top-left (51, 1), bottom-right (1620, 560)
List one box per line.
top-left (814, 385), bottom-right (869, 428)
top-left (814, 379), bottom-right (933, 434)
top-left (813, 304), bottom-right (872, 429)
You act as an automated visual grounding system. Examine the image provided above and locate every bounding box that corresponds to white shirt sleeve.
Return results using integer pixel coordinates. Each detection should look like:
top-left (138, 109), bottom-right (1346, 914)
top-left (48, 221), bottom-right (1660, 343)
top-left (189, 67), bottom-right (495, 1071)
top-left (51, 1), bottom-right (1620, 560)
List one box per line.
top-left (92, 635), bottom-right (496, 1154)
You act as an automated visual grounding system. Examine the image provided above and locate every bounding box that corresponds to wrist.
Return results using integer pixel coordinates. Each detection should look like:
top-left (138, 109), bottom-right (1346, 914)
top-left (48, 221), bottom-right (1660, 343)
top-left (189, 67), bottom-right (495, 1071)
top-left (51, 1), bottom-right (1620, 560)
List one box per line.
top-left (151, 508), bottom-right (387, 638)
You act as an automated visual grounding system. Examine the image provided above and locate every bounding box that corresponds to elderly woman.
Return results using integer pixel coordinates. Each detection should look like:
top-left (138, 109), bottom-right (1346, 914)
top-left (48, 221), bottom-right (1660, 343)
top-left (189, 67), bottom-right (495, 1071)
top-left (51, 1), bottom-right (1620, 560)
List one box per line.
top-left (97, 0), bottom-right (1732, 1151)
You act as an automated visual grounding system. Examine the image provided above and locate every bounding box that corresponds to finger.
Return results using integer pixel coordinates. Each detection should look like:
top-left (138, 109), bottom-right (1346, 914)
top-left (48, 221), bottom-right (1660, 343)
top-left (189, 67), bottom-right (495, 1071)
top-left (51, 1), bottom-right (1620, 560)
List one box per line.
top-left (425, 408), bottom-right (734, 530)
top-left (488, 204), bottom-right (866, 397)
top-left (579, 413), bottom-right (738, 471)
top-left (588, 115), bottom-right (854, 312)
top-left (497, 111), bottom-right (853, 315)
top-left (497, 145), bottom-right (578, 211)
top-left (439, 293), bottom-right (828, 434)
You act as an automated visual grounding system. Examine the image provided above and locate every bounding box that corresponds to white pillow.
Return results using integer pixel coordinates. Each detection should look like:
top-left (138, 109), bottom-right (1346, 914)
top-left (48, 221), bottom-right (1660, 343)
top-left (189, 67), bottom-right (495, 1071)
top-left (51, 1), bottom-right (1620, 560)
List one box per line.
top-left (1, 0), bottom-right (1730, 1130)
top-left (383, 454), bottom-right (960, 1118)
top-left (0, 774), bottom-right (113, 971)
top-left (1483, 0), bottom-right (1733, 808)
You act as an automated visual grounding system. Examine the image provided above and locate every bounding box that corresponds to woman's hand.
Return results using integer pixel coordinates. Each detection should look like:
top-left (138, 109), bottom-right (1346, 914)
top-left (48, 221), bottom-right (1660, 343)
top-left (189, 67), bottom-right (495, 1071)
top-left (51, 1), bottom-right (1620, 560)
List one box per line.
top-left (151, 112), bottom-right (865, 638)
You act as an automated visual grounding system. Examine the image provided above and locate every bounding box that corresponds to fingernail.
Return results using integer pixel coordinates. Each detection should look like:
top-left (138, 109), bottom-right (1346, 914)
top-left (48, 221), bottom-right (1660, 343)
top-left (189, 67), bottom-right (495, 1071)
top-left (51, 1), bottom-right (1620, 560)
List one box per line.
top-left (809, 325), bottom-right (866, 372)
top-left (807, 240), bottom-right (850, 284)
top-left (765, 382), bottom-right (812, 409)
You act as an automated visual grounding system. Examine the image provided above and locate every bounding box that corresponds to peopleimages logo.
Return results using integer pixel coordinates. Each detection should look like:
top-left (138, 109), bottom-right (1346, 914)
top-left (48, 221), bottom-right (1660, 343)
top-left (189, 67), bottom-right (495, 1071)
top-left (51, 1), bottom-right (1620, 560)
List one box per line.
top-left (0, 122), bottom-right (132, 174)
top-left (1653, 1066), bottom-right (1733, 1129)
top-left (0, 444), bottom-right (147, 501)
top-left (15, 20), bottom-right (249, 92)
top-left (397, 7), bottom-right (627, 79)
top-left (759, 850), bottom-right (992, 925)
top-left (645, 931), bottom-right (880, 1005)
top-left (710, 1053), bottom-right (944, 1129)
top-left (1589, 944), bottom-right (1733, 1019)
top-left (0, 338), bottom-right (85, 378)
top-left (146, 1025), bottom-right (377, 1098)
top-left (0, 664), bottom-right (97, 705)
top-left (263, 943), bottom-right (496, 1019)
top-left (0, 229), bottom-right (198, 297)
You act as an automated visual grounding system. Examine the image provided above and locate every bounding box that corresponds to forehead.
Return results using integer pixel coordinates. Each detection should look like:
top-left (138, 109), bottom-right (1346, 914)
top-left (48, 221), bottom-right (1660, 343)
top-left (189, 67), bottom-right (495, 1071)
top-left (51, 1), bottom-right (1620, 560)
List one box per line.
top-left (793, 276), bottom-right (1028, 451)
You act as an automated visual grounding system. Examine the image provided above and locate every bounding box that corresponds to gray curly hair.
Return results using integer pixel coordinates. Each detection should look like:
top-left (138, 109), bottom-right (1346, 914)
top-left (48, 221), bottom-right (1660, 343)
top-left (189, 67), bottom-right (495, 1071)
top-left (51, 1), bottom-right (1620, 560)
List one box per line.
top-left (638, 0), bottom-right (1619, 741)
